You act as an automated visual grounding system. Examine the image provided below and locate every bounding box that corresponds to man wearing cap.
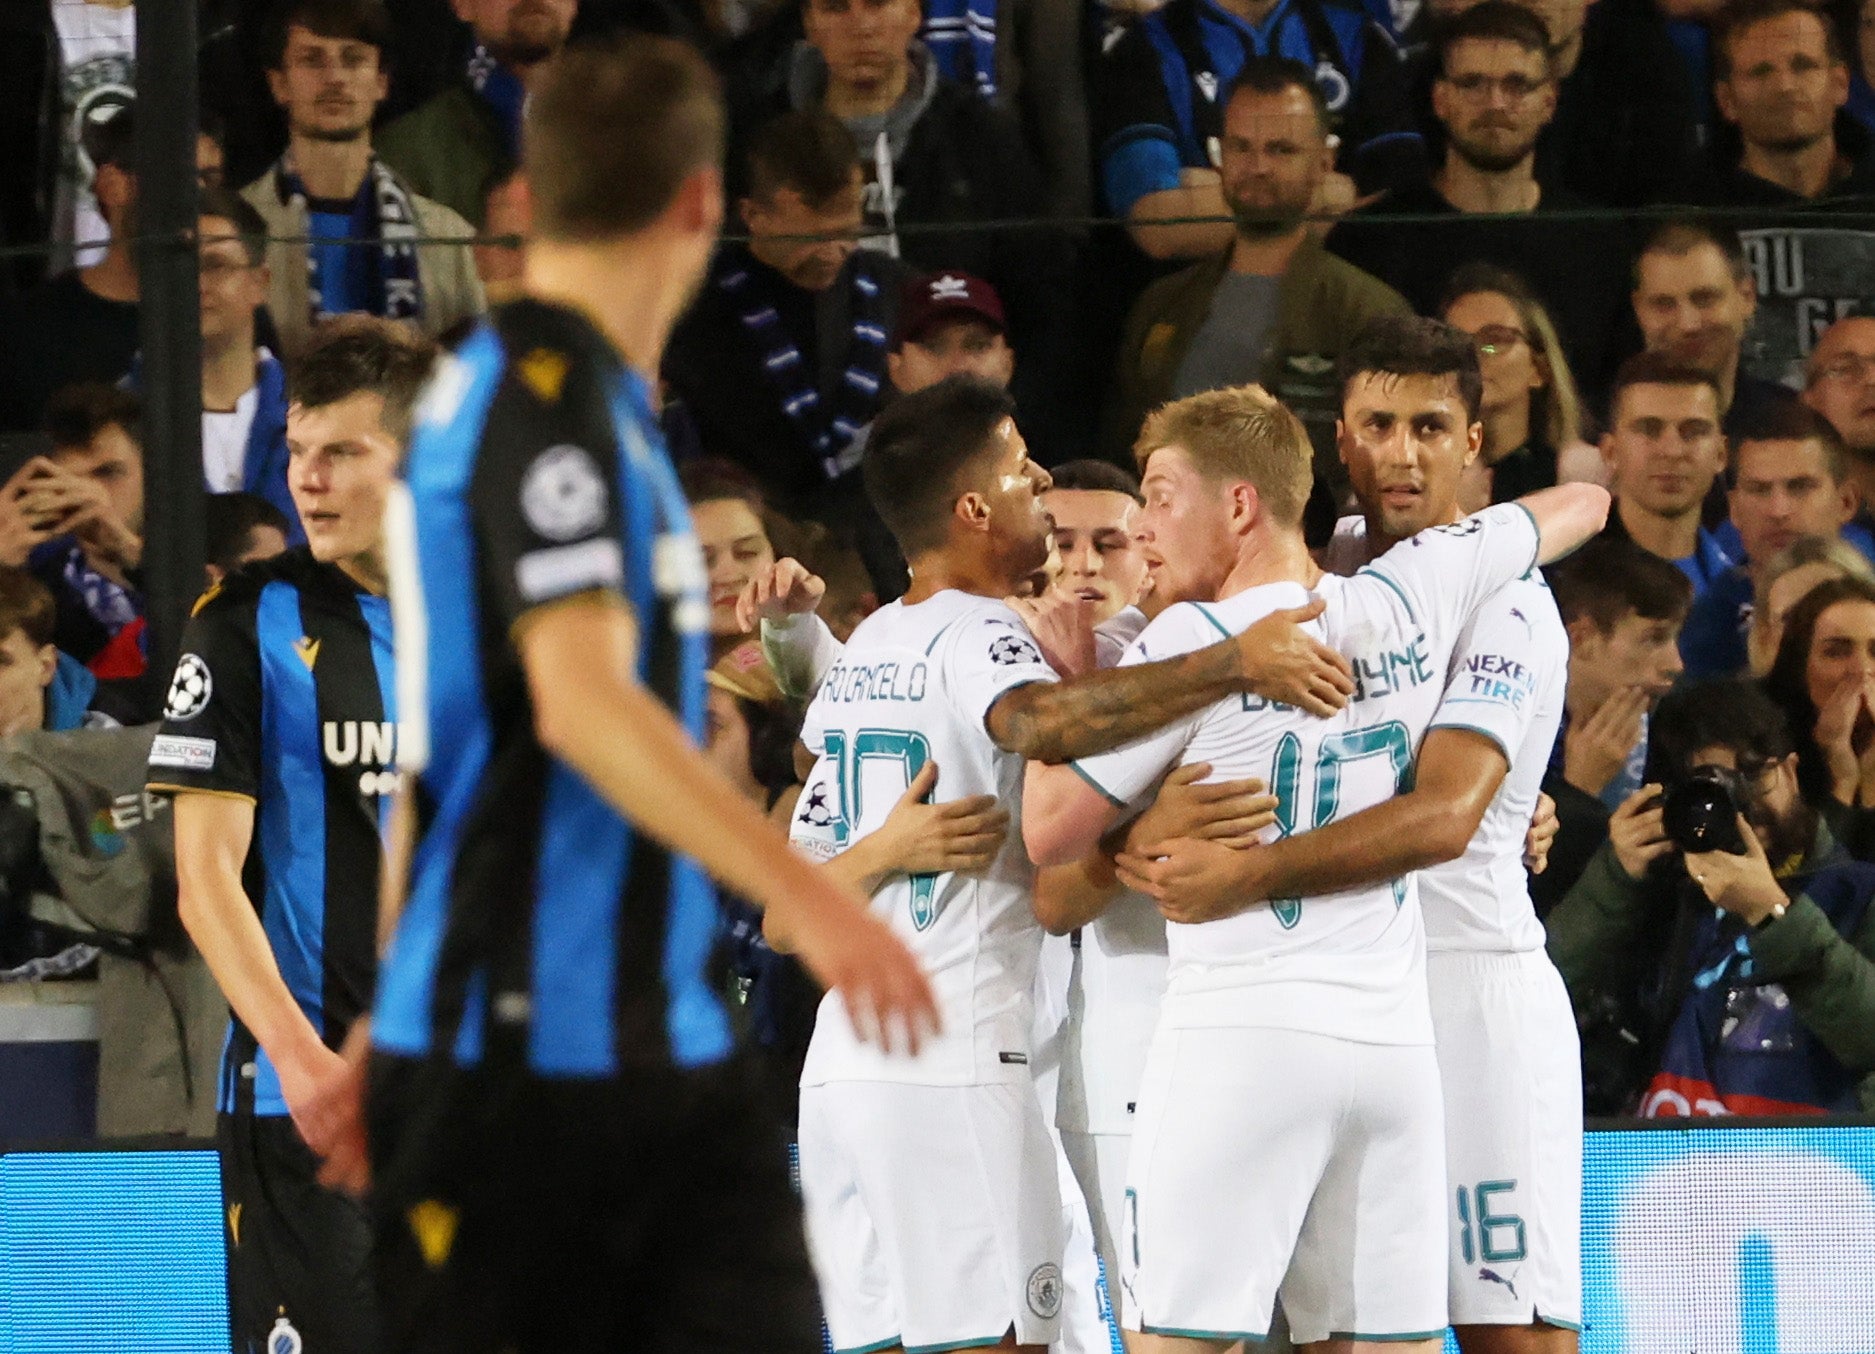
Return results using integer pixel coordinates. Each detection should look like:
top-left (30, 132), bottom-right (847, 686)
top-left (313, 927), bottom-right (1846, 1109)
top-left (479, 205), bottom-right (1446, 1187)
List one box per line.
top-left (888, 270), bottom-right (1016, 395)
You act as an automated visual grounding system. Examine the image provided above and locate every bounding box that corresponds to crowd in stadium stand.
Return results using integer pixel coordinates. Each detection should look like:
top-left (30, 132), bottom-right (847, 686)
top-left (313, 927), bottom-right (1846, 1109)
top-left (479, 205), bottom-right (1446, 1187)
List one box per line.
top-left (0, 0), bottom-right (1872, 1131)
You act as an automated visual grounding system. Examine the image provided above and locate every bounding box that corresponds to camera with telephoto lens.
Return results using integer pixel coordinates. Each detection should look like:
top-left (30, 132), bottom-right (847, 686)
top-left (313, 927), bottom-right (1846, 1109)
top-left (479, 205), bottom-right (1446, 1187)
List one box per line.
top-left (1661, 765), bottom-right (1749, 855)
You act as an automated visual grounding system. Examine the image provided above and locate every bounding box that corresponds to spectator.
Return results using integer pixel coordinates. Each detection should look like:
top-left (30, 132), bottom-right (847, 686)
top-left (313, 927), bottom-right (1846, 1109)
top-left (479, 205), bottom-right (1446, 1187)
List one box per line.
top-left (0, 109), bottom-right (140, 432)
top-left (1534, 536), bottom-right (1693, 914)
top-left (472, 169), bottom-right (530, 306)
top-left (1325, 2), bottom-right (1629, 392)
top-left (680, 460), bottom-right (797, 663)
top-left (1550, 676), bottom-right (1875, 1117)
top-left (665, 110), bottom-right (907, 517)
top-left (886, 270), bottom-right (1016, 393)
top-left (1681, 403), bottom-right (1865, 678)
top-left (1094, 0), bottom-right (1422, 261)
top-left (1631, 218), bottom-right (1802, 446)
top-left (1597, 352), bottom-right (1735, 596)
top-left (1804, 316), bottom-right (1875, 507)
top-left (204, 492), bottom-right (293, 587)
top-left (1438, 260), bottom-right (1599, 510)
top-left (377, 0), bottom-right (577, 229)
top-left (1410, 0), bottom-right (1700, 206)
top-left (188, 189), bottom-right (300, 540)
top-left (1, 384), bottom-right (146, 678)
top-left (1103, 61), bottom-right (1409, 502)
top-left (1763, 573), bottom-right (1875, 815)
top-left (242, 0), bottom-right (485, 361)
top-left (754, 0), bottom-right (1064, 402)
top-left (1746, 534), bottom-right (1875, 676)
top-left (1701, 0), bottom-right (1875, 206)
top-left (0, 566), bottom-right (108, 736)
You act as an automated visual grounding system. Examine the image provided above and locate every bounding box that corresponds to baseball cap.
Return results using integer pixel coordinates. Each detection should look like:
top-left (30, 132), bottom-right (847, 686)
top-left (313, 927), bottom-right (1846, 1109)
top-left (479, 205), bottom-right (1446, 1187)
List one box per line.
top-left (896, 272), bottom-right (1006, 348)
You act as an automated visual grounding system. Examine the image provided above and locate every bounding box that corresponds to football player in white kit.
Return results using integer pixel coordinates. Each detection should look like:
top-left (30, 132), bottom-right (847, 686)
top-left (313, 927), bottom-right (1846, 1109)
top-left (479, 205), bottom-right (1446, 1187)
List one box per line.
top-left (1119, 322), bottom-right (1585, 1352)
top-left (1023, 380), bottom-right (1609, 1352)
top-left (781, 378), bottom-right (1356, 1354)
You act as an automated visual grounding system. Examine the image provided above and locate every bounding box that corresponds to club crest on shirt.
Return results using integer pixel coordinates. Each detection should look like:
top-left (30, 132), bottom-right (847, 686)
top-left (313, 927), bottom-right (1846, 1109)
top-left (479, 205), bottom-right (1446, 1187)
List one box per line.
top-left (165, 653), bottom-right (213, 721)
top-left (1027, 1262), bottom-right (1063, 1318)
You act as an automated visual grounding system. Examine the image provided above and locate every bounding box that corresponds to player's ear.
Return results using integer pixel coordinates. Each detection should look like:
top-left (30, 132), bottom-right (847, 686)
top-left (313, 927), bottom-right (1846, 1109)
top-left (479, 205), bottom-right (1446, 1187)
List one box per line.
top-left (955, 489), bottom-right (992, 534)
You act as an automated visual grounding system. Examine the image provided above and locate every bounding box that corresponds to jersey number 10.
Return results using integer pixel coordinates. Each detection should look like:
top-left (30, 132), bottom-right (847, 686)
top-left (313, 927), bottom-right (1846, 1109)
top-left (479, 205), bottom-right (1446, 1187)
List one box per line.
top-left (823, 728), bottom-right (941, 930)
top-left (1266, 720), bottom-right (1413, 928)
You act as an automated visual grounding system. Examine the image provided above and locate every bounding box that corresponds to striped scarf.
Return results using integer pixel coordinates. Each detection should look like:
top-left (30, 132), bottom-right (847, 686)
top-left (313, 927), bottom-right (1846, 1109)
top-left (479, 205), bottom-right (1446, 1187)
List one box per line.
top-left (923, 0), bottom-right (998, 97)
top-left (718, 253), bottom-right (890, 481)
top-left (275, 153), bottom-right (425, 327)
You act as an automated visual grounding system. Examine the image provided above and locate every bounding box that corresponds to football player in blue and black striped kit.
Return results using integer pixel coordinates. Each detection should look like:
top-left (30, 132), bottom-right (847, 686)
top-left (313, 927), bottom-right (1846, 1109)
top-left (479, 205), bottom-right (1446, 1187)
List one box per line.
top-left (332, 36), bottom-right (939, 1354)
top-left (149, 317), bottom-right (438, 1354)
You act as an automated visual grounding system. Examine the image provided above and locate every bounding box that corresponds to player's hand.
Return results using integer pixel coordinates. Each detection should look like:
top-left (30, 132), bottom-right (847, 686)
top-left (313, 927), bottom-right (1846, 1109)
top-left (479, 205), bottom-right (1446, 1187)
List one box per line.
top-left (1127, 763), bottom-right (1277, 854)
top-left (1115, 836), bottom-right (1261, 923)
top-left (1230, 597), bottom-right (1353, 718)
top-left (310, 1021), bottom-right (374, 1197)
top-left (869, 761), bottom-right (1009, 875)
top-left (0, 458), bottom-right (69, 566)
top-left (1685, 814), bottom-right (1785, 926)
top-left (1006, 590), bottom-right (1096, 679)
top-left (1524, 791), bottom-right (1559, 875)
top-left (736, 558), bottom-right (826, 633)
top-left (1563, 685), bottom-right (1647, 798)
top-left (783, 881), bottom-right (941, 1055)
top-left (280, 1035), bottom-right (371, 1195)
top-left (1608, 783), bottom-right (1672, 882)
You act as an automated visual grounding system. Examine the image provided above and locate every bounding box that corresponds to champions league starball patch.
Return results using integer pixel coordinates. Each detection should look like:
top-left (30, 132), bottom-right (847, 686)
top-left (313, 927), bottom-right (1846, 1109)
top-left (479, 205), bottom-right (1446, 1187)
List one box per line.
top-left (164, 653), bottom-right (214, 722)
top-left (988, 633), bottom-right (1044, 668)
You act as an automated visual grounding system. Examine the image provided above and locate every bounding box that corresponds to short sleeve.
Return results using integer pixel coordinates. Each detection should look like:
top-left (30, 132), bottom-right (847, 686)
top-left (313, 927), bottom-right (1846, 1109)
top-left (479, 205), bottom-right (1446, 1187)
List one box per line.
top-left (147, 593), bottom-right (263, 799)
top-left (1095, 23), bottom-right (1188, 215)
top-left (1427, 590), bottom-right (1543, 764)
top-left (468, 348), bottom-right (628, 634)
top-left (1359, 503), bottom-right (1539, 654)
top-left (1066, 605), bottom-right (1208, 808)
top-left (788, 755), bottom-right (842, 865)
top-left (947, 605), bottom-right (1061, 734)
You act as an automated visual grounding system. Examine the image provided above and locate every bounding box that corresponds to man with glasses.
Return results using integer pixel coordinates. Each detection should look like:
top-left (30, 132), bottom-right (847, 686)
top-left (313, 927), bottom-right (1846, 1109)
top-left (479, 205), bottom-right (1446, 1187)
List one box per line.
top-left (1805, 317), bottom-right (1875, 509)
top-left (1548, 676), bottom-right (1875, 1119)
top-left (1326, 1), bottom-right (1627, 399)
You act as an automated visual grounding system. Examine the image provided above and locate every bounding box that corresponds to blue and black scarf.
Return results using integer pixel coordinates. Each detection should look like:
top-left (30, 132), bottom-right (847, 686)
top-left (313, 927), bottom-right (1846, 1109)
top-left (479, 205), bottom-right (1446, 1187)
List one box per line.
top-left (275, 152), bottom-right (425, 328)
top-left (717, 254), bottom-right (890, 481)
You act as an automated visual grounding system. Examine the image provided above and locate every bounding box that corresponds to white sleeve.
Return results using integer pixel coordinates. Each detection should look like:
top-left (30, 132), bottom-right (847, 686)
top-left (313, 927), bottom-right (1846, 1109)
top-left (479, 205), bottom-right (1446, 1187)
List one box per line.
top-left (1064, 605), bottom-right (1210, 808)
top-left (948, 603), bottom-right (1061, 732)
top-left (1359, 502), bottom-right (1540, 652)
top-left (788, 754), bottom-right (841, 863)
top-left (1426, 589), bottom-right (1543, 763)
top-left (760, 612), bottom-right (844, 703)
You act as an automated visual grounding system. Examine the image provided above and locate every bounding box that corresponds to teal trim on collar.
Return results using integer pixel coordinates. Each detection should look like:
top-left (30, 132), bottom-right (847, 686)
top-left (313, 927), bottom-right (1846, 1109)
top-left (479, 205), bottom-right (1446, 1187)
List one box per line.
top-left (1190, 601), bottom-right (1233, 640)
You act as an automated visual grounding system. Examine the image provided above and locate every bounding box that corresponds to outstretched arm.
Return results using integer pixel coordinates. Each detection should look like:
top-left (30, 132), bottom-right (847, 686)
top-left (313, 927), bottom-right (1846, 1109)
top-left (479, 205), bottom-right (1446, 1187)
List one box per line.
top-left (988, 598), bottom-right (1352, 764)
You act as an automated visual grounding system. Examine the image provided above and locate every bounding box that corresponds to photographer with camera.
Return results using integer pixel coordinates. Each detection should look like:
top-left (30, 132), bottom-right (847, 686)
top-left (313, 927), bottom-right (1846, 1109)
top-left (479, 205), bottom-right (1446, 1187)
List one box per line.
top-left (1547, 678), bottom-right (1875, 1117)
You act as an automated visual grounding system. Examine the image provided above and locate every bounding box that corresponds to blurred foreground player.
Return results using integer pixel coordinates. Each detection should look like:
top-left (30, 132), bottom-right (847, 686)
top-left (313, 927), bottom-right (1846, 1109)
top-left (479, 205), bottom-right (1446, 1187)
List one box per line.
top-left (150, 317), bottom-right (437, 1354)
top-left (355, 36), bottom-right (938, 1354)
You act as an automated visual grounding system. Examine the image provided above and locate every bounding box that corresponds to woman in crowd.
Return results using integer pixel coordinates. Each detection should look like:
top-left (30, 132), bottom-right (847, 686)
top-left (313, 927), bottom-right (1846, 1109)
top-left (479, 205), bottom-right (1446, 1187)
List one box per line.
top-left (681, 459), bottom-right (798, 663)
top-left (1748, 536), bottom-right (1875, 677)
top-left (1439, 263), bottom-right (1601, 512)
top-left (1763, 574), bottom-right (1875, 859)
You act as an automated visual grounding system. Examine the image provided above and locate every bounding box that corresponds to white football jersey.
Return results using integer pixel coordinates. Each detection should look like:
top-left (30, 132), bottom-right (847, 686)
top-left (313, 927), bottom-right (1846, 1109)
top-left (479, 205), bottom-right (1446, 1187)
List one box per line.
top-left (795, 591), bottom-right (1059, 1087)
top-left (1069, 503), bottom-right (1542, 1044)
top-left (1325, 516), bottom-right (1567, 954)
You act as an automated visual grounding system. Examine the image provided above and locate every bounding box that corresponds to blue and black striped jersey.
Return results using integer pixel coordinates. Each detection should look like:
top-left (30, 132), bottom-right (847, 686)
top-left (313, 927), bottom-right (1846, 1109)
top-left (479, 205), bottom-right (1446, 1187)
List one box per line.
top-left (147, 549), bottom-right (397, 1116)
top-left (375, 299), bottom-right (732, 1079)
